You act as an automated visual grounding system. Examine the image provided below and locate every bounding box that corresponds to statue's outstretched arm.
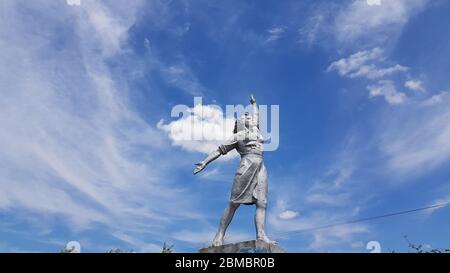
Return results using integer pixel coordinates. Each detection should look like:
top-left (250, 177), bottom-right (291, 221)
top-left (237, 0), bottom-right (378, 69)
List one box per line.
top-left (193, 149), bottom-right (221, 175)
top-left (194, 133), bottom-right (239, 175)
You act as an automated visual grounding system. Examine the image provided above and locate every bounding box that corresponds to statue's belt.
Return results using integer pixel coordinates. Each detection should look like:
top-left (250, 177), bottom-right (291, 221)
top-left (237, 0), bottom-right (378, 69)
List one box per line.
top-left (240, 151), bottom-right (263, 157)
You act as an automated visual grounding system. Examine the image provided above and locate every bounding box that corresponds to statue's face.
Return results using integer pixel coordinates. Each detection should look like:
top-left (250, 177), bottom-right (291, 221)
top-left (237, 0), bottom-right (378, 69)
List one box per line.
top-left (244, 117), bottom-right (250, 128)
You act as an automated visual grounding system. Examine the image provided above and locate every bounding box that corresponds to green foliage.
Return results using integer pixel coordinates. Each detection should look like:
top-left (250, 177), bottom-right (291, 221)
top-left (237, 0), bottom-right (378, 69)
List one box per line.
top-left (403, 235), bottom-right (450, 253)
top-left (162, 242), bottom-right (174, 253)
top-left (60, 246), bottom-right (76, 253)
top-left (107, 248), bottom-right (135, 253)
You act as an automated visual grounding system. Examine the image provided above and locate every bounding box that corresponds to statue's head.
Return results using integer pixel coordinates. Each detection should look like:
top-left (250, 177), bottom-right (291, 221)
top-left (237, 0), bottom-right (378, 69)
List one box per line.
top-left (233, 112), bottom-right (256, 133)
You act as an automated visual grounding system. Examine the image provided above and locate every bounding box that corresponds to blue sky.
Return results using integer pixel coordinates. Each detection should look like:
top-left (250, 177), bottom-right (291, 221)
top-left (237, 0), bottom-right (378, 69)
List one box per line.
top-left (1, 0), bottom-right (450, 253)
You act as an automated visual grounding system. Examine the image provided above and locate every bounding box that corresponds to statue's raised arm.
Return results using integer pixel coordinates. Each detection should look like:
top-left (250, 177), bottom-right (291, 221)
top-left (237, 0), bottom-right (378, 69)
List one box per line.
top-left (250, 94), bottom-right (259, 127)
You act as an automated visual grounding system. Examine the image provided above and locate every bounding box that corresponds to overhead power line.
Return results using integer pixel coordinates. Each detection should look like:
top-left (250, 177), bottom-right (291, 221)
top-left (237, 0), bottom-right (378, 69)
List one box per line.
top-left (286, 201), bottom-right (450, 234)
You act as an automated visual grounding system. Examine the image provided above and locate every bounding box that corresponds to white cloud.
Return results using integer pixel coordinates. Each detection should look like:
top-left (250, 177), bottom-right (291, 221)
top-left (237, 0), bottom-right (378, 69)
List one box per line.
top-left (0, 0), bottom-right (201, 250)
top-left (162, 63), bottom-right (206, 95)
top-left (405, 80), bottom-right (425, 92)
top-left (422, 91), bottom-right (448, 106)
top-left (157, 104), bottom-right (236, 154)
top-left (367, 80), bottom-right (407, 105)
top-left (78, 1), bottom-right (132, 57)
top-left (351, 241), bottom-right (365, 249)
top-left (309, 225), bottom-right (369, 251)
top-left (366, 0), bottom-right (381, 6)
top-left (278, 210), bottom-right (298, 220)
top-left (334, 0), bottom-right (429, 44)
top-left (298, 14), bottom-right (326, 46)
top-left (306, 193), bottom-right (350, 206)
top-left (112, 231), bottom-right (163, 252)
top-left (380, 95), bottom-right (450, 175)
top-left (269, 205), bottom-right (369, 251)
top-left (66, 0), bottom-right (81, 6)
top-left (327, 47), bottom-right (450, 184)
top-left (304, 149), bottom-right (357, 208)
top-left (144, 38), bottom-right (151, 49)
top-left (328, 48), bottom-right (383, 75)
top-left (265, 27), bottom-right (285, 43)
top-left (327, 48), bottom-right (408, 80)
top-left (328, 48), bottom-right (409, 106)
top-left (300, 0), bottom-right (429, 47)
top-left (353, 64), bottom-right (408, 80)
top-left (172, 230), bottom-right (215, 244)
top-left (422, 196), bottom-right (450, 217)
top-left (268, 145), bottom-right (369, 251)
top-left (199, 167), bottom-right (231, 182)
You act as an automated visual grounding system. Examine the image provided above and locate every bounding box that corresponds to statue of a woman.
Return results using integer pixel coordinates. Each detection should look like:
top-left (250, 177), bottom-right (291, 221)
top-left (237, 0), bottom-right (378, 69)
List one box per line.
top-left (194, 95), bottom-right (274, 246)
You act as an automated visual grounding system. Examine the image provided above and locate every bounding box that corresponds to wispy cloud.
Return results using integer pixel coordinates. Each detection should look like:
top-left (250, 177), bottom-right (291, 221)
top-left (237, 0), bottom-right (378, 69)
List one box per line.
top-left (422, 91), bottom-right (448, 106)
top-left (66, 0), bottom-right (81, 6)
top-left (367, 80), bottom-right (407, 105)
top-left (0, 0), bottom-right (202, 250)
top-left (299, 0), bottom-right (430, 47)
top-left (198, 167), bottom-right (233, 182)
top-left (328, 48), bottom-right (450, 176)
top-left (269, 202), bottom-right (369, 251)
top-left (278, 210), bottom-right (298, 220)
top-left (328, 48), bottom-right (409, 105)
top-left (162, 63), bottom-right (206, 95)
top-left (298, 13), bottom-right (327, 47)
top-left (267, 137), bottom-right (372, 251)
top-left (328, 47), bottom-right (384, 75)
top-left (264, 27), bottom-right (285, 43)
top-left (327, 48), bottom-right (408, 80)
top-left (111, 231), bottom-right (163, 252)
top-left (379, 98), bottom-right (450, 175)
top-left (405, 80), bottom-right (426, 92)
top-left (334, 0), bottom-right (429, 44)
top-left (306, 193), bottom-right (351, 207)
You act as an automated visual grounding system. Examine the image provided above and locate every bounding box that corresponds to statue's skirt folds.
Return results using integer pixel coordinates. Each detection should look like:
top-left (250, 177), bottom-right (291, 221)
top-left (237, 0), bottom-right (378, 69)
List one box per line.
top-left (230, 154), bottom-right (268, 205)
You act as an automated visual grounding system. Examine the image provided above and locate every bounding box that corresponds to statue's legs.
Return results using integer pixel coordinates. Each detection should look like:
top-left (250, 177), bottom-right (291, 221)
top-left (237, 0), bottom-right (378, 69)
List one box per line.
top-left (255, 200), bottom-right (276, 244)
top-left (212, 202), bottom-right (240, 246)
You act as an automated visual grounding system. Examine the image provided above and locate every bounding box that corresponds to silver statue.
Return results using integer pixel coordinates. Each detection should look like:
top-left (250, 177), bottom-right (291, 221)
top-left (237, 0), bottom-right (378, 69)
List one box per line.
top-left (194, 95), bottom-right (275, 246)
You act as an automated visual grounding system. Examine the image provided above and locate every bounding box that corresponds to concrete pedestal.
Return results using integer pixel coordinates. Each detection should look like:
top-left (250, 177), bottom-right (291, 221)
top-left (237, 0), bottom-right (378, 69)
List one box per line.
top-left (199, 240), bottom-right (286, 253)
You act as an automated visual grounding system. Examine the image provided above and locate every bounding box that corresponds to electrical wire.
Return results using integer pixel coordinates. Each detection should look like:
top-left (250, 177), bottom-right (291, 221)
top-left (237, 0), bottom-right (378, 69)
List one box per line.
top-left (285, 201), bottom-right (450, 234)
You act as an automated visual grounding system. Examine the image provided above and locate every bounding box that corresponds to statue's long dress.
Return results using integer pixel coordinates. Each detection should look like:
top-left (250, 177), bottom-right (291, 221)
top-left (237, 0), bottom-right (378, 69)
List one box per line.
top-left (219, 129), bottom-right (268, 205)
